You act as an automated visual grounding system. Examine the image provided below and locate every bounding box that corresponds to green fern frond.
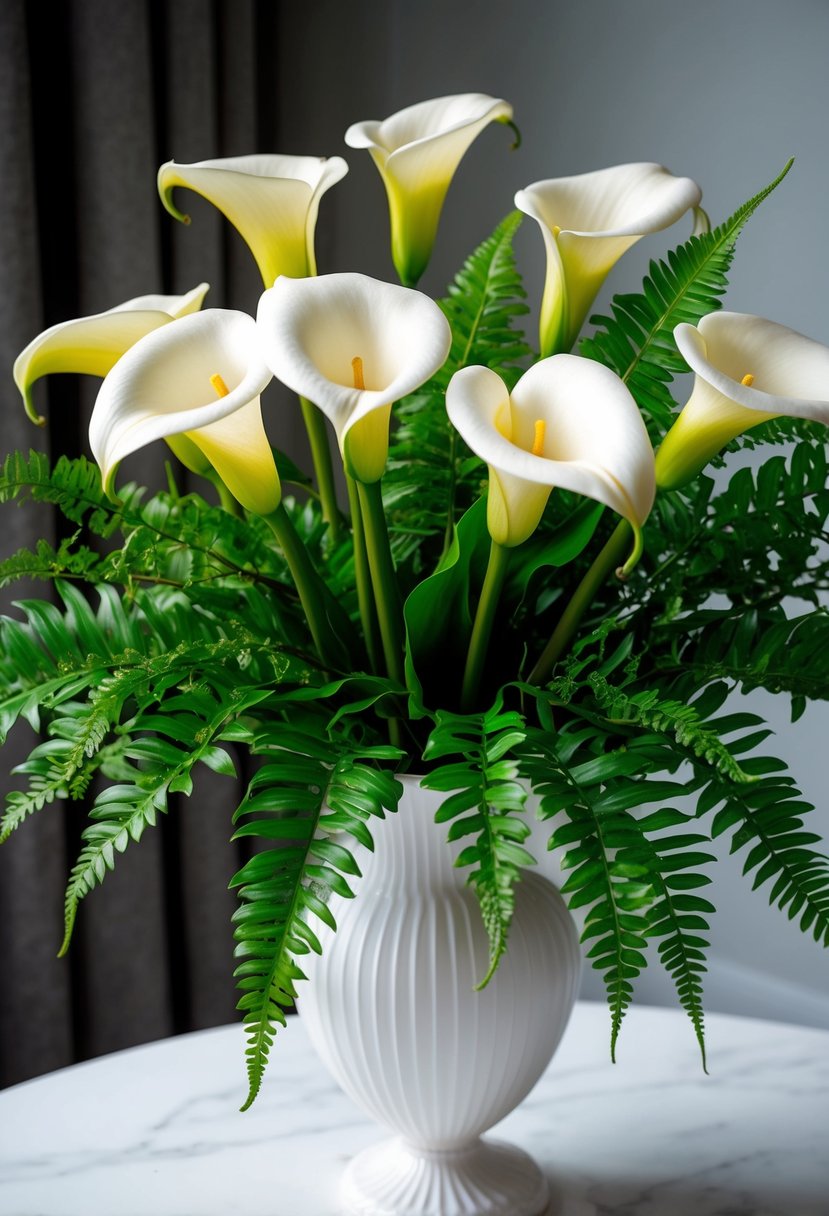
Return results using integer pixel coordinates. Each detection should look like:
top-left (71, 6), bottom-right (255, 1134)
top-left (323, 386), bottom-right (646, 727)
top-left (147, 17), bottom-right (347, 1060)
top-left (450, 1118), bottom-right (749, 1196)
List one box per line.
top-left (581, 159), bottom-right (793, 436)
top-left (386, 212), bottom-right (531, 559)
top-left (0, 537), bottom-right (105, 589)
top-left (609, 804), bottom-right (715, 1068)
top-left (519, 728), bottom-right (663, 1058)
top-left (59, 685), bottom-right (259, 955)
top-left (0, 451), bottom-right (289, 593)
top-left (1, 743), bottom-right (70, 842)
top-left (706, 760), bottom-right (829, 947)
top-left (229, 726), bottom-right (401, 1109)
top-left (585, 674), bottom-right (761, 784)
top-left (422, 697), bottom-right (533, 987)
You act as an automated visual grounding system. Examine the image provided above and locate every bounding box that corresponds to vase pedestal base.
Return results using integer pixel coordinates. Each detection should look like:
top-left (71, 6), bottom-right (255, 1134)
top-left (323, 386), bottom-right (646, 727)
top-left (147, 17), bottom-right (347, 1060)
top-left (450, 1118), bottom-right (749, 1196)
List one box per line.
top-left (339, 1135), bottom-right (550, 1216)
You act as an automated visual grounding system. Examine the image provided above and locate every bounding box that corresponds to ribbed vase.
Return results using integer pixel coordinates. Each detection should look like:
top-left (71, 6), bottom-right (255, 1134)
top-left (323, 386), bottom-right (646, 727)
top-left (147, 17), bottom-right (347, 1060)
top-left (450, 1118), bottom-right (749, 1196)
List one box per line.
top-left (299, 774), bottom-right (582, 1216)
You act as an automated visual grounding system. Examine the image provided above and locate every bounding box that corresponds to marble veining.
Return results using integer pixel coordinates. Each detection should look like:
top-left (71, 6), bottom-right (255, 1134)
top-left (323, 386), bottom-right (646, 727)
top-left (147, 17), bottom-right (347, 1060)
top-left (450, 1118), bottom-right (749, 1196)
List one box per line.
top-left (0, 1002), bottom-right (827, 1215)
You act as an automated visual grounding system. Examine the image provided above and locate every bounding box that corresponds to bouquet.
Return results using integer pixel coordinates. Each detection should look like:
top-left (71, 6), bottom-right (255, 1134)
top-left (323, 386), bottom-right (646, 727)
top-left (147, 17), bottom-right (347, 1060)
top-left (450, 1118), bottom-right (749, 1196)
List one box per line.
top-left (2, 93), bottom-right (828, 1113)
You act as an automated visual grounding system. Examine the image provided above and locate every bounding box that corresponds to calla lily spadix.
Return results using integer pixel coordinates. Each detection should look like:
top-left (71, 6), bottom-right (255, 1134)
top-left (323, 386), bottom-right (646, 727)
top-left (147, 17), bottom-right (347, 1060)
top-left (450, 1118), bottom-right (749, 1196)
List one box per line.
top-left (90, 309), bottom-right (280, 516)
top-left (13, 284), bottom-right (209, 425)
top-left (257, 272), bottom-right (452, 483)
top-left (515, 163), bottom-right (701, 357)
top-left (345, 93), bottom-right (514, 287)
top-left (446, 356), bottom-right (656, 564)
top-left (656, 312), bottom-right (829, 490)
top-left (157, 154), bottom-right (349, 286)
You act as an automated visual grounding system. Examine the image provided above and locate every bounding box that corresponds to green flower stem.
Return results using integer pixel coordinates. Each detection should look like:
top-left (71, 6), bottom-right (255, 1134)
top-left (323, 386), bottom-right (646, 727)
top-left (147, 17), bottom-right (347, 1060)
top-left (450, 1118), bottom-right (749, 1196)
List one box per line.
top-left (461, 540), bottom-right (511, 711)
top-left (210, 474), bottom-right (243, 517)
top-left (264, 504), bottom-right (352, 671)
top-left (356, 479), bottom-right (404, 686)
top-left (528, 519), bottom-right (632, 686)
top-left (347, 475), bottom-right (382, 674)
top-left (299, 395), bottom-right (341, 543)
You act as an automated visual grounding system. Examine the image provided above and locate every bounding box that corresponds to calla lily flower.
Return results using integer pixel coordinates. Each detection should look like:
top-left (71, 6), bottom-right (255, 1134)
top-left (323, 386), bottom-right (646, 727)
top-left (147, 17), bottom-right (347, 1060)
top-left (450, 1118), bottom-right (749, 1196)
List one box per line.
top-left (90, 309), bottom-right (280, 515)
top-left (257, 272), bottom-right (452, 483)
top-left (656, 312), bottom-right (829, 489)
top-left (157, 154), bottom-right (349, 286)
top-left (13, 284), bottom-right (209, 425)
top-left (446, 356), bottom-right (656, 563)
top-left (515, 163), bottom-right (702, 357)
top-left (345, 93), bottom-right (514, 287)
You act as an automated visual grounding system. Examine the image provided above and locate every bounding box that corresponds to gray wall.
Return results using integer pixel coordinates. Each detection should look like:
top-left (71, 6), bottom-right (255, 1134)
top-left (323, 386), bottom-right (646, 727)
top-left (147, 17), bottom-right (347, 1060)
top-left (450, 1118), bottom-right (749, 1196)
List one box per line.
top-left (278, 0), bottom-right (829, 1028)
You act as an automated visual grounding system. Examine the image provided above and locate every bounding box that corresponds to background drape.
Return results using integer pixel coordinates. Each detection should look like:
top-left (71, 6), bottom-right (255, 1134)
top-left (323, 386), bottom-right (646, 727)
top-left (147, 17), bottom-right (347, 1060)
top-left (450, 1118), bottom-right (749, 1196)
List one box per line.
top-left (2, 0), bottom-right (828, 1089)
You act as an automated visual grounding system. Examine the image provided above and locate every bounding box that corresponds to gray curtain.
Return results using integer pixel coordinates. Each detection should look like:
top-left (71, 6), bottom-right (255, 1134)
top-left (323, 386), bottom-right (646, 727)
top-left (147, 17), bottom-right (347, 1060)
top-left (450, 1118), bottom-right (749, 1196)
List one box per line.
top-left (0, 0), bottom-right (326, 1088)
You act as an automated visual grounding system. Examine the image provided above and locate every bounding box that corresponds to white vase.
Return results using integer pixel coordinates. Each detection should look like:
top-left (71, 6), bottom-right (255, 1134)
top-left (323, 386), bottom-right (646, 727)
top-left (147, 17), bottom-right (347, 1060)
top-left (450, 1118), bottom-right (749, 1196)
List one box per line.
top-left (299, 773), bottom-right (582, 1216)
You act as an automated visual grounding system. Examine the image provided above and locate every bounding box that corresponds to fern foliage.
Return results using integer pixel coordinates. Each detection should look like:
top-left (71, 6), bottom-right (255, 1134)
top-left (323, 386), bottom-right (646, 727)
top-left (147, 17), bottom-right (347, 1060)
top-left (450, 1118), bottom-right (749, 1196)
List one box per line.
top-left (518, 722), bottom-right (695, 1058)
top-left (227, 718), bottom-right (402, 1109)
top-left (422, 697), bottom-right (534, 986)
top-left (59, 681), bottom-right (262, 955)
top-left (386, 212), bottom-right (531, 563)
top-left (581, 159), bottom-right (793, 437)
top-left (706, 758), bottom-right (829, 948)
top-left (0, 450), bottom-right (288, 592)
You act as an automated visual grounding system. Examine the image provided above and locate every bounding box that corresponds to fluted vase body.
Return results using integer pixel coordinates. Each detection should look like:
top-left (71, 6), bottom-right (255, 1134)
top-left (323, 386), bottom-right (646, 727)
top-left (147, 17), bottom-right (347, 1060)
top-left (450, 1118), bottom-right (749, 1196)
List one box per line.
top-left (299, 774), bottom-right (581, 1216)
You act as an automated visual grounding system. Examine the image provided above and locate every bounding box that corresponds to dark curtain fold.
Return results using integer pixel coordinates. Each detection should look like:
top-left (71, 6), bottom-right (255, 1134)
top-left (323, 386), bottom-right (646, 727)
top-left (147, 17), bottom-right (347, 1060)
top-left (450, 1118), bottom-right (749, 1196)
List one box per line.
top-left (0, 0), bottom-right (329, 1088)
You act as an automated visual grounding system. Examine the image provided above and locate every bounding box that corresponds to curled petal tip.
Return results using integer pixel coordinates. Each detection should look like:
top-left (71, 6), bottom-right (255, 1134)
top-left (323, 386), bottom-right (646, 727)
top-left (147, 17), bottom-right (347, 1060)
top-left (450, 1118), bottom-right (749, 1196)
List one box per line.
top-left (101, 465), bottom-right (122, 506)
top-left (500, 117), bottom-right (522, 150)
top-left (617, 526), bottom-right (645, 580)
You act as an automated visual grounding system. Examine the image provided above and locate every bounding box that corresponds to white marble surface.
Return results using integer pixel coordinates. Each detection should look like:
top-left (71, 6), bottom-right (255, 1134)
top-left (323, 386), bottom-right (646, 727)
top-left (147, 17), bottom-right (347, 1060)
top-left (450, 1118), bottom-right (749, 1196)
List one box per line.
top-left (0, 1001), bottom-right (827, 1216)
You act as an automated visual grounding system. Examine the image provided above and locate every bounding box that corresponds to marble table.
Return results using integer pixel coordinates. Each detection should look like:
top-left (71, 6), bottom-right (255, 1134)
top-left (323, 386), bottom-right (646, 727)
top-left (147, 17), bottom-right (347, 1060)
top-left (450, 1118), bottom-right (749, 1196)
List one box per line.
top-left (0, 1001), bottom-right (827, 1216)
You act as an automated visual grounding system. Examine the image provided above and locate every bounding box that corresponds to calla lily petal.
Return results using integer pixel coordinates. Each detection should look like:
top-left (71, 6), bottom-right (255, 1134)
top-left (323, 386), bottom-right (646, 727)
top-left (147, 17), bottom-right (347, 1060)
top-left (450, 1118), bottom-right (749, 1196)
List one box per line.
top-left (157, 154), bottom-right (349, 286)
top-left (446, 356), bottom-right (656, 554)
top-left (656, 312), bottom-right (829, 489)
top-left (258, 272), bottom-right (451, 483)
top-left (89, 309), bottom-right (280, 515)
top-left (13, 284), bottom-right (209, 424)
top-left (346, 93), bottom-right (513, 286)
top-left (516, 163), bottom-right (701, 356)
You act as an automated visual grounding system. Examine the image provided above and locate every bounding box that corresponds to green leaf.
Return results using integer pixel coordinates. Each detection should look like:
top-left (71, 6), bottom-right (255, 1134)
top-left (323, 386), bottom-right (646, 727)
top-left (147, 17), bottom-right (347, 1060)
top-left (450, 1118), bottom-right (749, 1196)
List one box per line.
top-left (403, 498), bottom-right (489, 714)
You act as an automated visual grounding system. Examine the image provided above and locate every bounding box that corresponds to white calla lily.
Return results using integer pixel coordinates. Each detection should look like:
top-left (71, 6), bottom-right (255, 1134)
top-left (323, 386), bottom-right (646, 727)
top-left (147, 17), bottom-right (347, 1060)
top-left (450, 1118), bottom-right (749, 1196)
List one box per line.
top-left (90, 309), bottom-right (280, 515)
top-left (656, 312), bottom-right (829, 489)
top-left (257, 272), bottom-right (451, 483)
top-left (516, 163), bottom-right (702, 357)
top-left (446, 356), bottom-right (656, 560)
top-left (345, 93), bottom-right (513, 286)
top-left (157, 154), bottom-right (348, 287)
top-left (13, 284), bottom-right (209, 425)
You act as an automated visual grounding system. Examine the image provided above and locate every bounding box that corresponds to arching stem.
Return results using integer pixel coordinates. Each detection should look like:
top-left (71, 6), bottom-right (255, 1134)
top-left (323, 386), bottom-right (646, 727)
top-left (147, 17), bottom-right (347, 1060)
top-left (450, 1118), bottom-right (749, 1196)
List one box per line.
top-left (461, 541), bottom-right (511, 711)
top-left (356, 479), bottom-right (404, 687)
top-left (528, 520), bottom-right (632, 685)
top-left (264, 504), bottom-right (354, 671)
top-left (347, 474), bottom-right (382, 674)
top-left (299, 395), bottom-right (341, 543)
